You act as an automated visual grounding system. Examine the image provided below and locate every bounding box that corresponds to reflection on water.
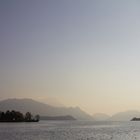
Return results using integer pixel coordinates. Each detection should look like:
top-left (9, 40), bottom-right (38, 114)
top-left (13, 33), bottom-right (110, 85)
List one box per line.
top-left (0, 121), bottom-right (140, 140)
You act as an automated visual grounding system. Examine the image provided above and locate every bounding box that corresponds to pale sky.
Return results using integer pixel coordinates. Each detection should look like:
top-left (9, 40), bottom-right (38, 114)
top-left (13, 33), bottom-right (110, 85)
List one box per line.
top-left (1, 0), bottom-right (140, 115)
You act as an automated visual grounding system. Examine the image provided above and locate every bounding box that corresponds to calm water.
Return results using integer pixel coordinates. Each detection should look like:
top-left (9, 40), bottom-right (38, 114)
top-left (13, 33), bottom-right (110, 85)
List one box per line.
top-left (0, 121), bottom-right (140, 140)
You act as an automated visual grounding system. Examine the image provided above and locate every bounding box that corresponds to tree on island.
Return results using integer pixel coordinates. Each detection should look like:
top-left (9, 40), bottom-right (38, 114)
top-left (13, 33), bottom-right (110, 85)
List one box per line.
top-left (0, 110), bottom-right (40, 122)
top-left (25, 112), bottom-right (32, 121)
top-left (35, 115), bottom-right (40, 121)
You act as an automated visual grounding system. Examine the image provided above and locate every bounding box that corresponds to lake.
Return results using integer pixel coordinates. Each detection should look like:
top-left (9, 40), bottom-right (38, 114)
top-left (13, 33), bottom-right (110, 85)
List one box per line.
top-left (0, 121), bottom-right (140, 140)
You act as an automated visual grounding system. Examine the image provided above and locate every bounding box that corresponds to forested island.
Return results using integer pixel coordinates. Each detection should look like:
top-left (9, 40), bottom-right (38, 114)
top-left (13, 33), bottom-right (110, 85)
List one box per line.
top-left (131, 117), bottom-right (140, 121)
top-left (0, 110), bottom-right (40, 122)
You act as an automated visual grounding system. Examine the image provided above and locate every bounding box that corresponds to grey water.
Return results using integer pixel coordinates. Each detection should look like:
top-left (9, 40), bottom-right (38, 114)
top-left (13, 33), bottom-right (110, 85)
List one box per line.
top-left (0, 121), bottom-right (140, 140)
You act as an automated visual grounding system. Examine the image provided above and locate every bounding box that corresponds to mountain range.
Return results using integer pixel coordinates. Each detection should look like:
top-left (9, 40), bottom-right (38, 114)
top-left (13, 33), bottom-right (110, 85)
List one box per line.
top-left (0, 98), bottom-right (140, 121)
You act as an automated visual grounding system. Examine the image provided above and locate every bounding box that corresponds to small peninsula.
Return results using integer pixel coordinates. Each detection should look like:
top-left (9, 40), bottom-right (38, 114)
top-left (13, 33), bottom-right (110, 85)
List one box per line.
top-left (41, 115), bottom-right (76, 121)
top-left (0, 110), bottom-right (40, 122)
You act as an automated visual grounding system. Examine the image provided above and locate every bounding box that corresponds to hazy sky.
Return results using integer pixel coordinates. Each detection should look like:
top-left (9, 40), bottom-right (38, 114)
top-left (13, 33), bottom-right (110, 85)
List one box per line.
top-left (1, 0), bottom-right (140, 115)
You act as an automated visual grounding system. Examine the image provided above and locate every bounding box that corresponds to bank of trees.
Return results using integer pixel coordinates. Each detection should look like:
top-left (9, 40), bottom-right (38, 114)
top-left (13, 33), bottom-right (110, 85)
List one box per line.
top-left (0, 110), bottom-right (40, 122)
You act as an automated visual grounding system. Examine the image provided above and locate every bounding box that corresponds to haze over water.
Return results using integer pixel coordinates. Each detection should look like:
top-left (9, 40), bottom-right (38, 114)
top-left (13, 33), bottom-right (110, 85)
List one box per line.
top-left (1, 0), bottom-right (140, 115)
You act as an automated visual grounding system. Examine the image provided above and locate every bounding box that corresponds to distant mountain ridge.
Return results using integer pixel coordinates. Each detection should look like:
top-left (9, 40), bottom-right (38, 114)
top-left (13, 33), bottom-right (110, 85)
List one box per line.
top-left (109, 110), bottom-right (140, 121)
top-left (93, 111), bottom-right (140, 121)
top-left (0, 98), bottom-right (93, 120)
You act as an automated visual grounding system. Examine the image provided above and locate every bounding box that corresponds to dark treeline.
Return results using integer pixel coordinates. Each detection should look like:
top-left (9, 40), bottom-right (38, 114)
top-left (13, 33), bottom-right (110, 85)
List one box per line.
top-left (0, 110), bottom-right (40, 122)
